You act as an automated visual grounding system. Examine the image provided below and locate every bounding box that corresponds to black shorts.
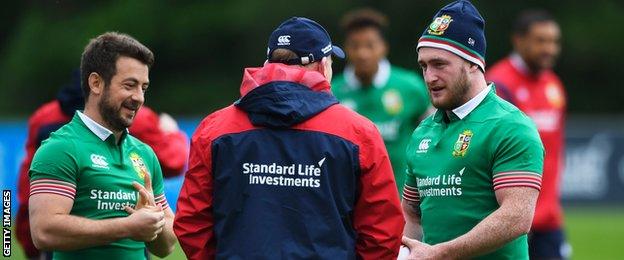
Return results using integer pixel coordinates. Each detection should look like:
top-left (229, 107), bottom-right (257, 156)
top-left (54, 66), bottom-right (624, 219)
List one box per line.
top-left (528, 229), bottom-right (571, 260)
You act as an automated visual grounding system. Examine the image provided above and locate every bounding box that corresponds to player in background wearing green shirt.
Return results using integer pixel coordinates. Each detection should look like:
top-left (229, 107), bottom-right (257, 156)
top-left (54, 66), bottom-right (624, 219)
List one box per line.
top-left (332, 8), bottom-right (430, 193)
top-left (401, 1), bottom-right (544, 259)
top-left (28, 32), bottom-right (176, 259)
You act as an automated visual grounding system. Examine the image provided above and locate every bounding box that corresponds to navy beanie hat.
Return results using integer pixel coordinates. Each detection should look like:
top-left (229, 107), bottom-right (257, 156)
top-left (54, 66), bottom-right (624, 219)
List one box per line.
top-left (417, 0), bottom-right (486, 71)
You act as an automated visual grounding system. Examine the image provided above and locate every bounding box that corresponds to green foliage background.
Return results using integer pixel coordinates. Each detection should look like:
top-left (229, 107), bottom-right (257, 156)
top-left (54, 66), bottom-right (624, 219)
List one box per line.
top-left (1, 0), bottom-right (622, 117)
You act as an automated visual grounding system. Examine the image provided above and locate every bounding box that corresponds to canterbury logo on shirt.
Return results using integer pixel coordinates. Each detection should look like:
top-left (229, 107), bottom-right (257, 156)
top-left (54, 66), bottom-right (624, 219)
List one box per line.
top-left (90, 154), bottom-right (109, 169)
top-left (418, 139), bottom-right (432, 153)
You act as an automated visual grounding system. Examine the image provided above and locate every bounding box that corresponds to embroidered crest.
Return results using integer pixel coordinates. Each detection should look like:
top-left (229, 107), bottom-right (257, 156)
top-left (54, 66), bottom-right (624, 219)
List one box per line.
top-left (382, 89), bottom-right (403, 115)
top-left (129, 152), bottom-right (150, 179)
top-left (428, 15), bottom-right (453, 35)
top-left (545, 83), bottom-right (565, 109)
top-left (452, 130), bottom-right (473, 157)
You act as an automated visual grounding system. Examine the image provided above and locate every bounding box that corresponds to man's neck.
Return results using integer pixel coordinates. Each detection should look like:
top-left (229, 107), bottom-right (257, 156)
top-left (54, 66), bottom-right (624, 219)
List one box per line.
top-left (460, 77), bottom-right (488, 106)
top-left (355, 71), bottom-right (374, 87)
top-left (511, 52), bottom-right (542, 76)
top-left (83, 105), bottom-right (123, 143)
top-left (446, 79), bottom-right (490, 120)
top-left (354, 62), bottom-right (379, 87)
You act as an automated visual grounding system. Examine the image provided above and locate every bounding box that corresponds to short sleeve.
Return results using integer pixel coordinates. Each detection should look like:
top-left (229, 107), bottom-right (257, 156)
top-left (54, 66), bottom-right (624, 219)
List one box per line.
top-left (491, 119), bottom-right (545, 191)
top-left (29, 138), bottom-right (78, 200)
top-left (402, 166), bottom-right (420, 203)
top-left (149, 150), bottom-right (169, 210)
top-left (402, 130), bottom-right (422, 203)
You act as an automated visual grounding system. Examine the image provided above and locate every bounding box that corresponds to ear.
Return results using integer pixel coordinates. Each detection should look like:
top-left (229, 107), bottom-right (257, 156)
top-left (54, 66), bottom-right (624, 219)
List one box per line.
top-left (88, 72), bottom-right (104, 96)
top-left (318, 57), bottom-right (328, 73)
top-left (466, 62), bottom-right (480, 74)
top-left (319, 56), bottom-right (333, 80)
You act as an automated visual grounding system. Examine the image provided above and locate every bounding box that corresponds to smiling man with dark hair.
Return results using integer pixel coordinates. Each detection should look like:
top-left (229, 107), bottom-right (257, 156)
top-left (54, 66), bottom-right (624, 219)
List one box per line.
top-left (28, 32), bottom-right (176, 259)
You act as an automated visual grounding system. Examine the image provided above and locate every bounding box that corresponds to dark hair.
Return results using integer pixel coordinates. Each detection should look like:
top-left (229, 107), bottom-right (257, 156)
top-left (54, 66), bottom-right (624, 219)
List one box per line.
top-left (80, 32), bottom-right (154, 101)
top-left (513, 10), bottom-right (557, 36)
top-left (340, 8), bottom-right (388, 37)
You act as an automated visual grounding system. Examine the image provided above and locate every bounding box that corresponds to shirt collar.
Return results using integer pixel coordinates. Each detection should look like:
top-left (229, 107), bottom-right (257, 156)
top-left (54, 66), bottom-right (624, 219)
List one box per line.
top-left (76, 111), bottom-right (114, 141)
top-left (510, 52), bottom-right (530, 76)
top-left (451, 84), bottom-right (492, 120)
top-left (344, 58), bottom-right (391, 90)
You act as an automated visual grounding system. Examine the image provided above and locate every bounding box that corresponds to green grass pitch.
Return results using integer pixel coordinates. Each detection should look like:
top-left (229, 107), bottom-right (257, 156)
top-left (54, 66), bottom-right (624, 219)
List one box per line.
top-left (8, 206), bottom-right (623, 259)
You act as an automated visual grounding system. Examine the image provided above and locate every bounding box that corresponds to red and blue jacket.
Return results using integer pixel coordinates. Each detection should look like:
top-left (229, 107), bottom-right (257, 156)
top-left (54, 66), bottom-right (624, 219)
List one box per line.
top-left (174, 63), bottom-right (404, 260)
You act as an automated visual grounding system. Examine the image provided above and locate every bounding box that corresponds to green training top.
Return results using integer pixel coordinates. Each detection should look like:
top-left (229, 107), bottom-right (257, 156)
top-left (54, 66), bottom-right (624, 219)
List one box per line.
top-left (29, 111), bottom-right (168, 260)
top-left (402, 85), bottom-right (544, 260)
top-left (332, 60), bottom-right (429, 193)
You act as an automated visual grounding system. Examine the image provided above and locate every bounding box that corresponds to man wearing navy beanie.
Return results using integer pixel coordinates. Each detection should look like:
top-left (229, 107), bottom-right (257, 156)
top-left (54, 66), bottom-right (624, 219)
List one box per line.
top-left (401, 1), bottom-right (544, 259)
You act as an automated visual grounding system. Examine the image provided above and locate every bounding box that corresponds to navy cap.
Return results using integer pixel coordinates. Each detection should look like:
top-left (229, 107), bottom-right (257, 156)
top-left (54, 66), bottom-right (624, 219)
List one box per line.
top-left (267, 17), bottom-right (345, 65)
top-left (417, 0), bottom-right (486, 71)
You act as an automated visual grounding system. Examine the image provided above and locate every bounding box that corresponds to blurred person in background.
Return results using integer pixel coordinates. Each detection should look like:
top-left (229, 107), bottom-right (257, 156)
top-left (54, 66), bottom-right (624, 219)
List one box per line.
top-left (174, 17), bottom-right (404, 259)
top-left (17, 69), bottom-right (188, 258)
top-left (332, 8), bottom-right (430, 193)
top-left (486, 9), bottom-right (569, 260)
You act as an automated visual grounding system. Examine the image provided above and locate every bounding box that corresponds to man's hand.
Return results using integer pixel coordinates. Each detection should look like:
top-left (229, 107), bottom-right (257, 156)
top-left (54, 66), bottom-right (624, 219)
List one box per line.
top-left (124, 206), bottom-right (165, 242)
top-left (124, 172), bottom-right (164, 242)
top-left (401, 236), bottom-right (447, 260)
top-left (132, 172), bottom-right (156, 210)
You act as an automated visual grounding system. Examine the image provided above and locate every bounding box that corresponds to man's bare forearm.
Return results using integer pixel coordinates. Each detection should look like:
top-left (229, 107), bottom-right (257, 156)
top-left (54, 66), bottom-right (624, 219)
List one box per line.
top-left (402, 200), bottom-right (423, 241)
top-left (434, 188), bottom-right (538, 259)
top-left (147, 209), bottom-right (176, 257)
top-left (32, 213), bottom-right (130, 251)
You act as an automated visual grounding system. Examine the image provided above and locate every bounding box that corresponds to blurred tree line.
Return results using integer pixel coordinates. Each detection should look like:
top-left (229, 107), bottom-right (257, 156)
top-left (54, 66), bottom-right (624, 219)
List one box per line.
top-left (0, 0), bottom-right (622, 118)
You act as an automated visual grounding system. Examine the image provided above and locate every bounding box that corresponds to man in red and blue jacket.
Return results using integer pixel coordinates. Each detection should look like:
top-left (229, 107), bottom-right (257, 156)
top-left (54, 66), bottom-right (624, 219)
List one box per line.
top-left (174, 17), bottom-right (404, 260)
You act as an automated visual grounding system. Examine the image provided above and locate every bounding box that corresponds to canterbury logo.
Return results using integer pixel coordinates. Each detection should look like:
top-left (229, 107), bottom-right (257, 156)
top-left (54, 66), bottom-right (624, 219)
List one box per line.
top-left (91, 154), bottom-right (109, 169)
top-left (277, 35), bottom-right (291, 46)
top-left (417, 139), bottom-right (431, 153)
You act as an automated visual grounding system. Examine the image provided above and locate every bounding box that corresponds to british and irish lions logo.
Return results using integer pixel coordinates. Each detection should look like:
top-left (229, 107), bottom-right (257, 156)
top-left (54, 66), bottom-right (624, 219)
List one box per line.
top-left (453, 130), bottom-right (473, 157)
top-left (428, 15), bottom-right (453, 35)
top-left (129, 152), bottom-right (150, 179)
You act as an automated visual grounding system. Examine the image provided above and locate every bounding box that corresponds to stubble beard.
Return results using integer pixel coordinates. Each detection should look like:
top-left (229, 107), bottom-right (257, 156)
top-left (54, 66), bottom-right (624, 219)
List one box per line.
top-left (432, 67), bottom-right (470, 111)
top-left (98, 87), bottom-right (137, 132)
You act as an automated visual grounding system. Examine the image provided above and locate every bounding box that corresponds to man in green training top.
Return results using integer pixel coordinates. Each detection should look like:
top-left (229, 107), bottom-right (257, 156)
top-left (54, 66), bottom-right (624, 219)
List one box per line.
top-left (401, 1), bottom-right (544, 259)
top-left (28, 32), bottom-right (176, 259)
top-left (332, 8), bottom-right (430, 192)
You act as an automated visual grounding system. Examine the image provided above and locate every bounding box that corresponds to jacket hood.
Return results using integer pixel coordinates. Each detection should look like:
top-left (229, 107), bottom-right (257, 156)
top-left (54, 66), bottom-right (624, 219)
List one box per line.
top-left (235, 63), bottom-right (338, 128)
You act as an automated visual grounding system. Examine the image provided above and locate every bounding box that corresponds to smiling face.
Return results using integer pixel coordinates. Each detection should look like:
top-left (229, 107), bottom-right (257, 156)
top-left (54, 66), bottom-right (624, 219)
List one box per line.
top-left (98, 56), bottom-right (149, 131)
top-left (417, 47), bottom-right (473, 110)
